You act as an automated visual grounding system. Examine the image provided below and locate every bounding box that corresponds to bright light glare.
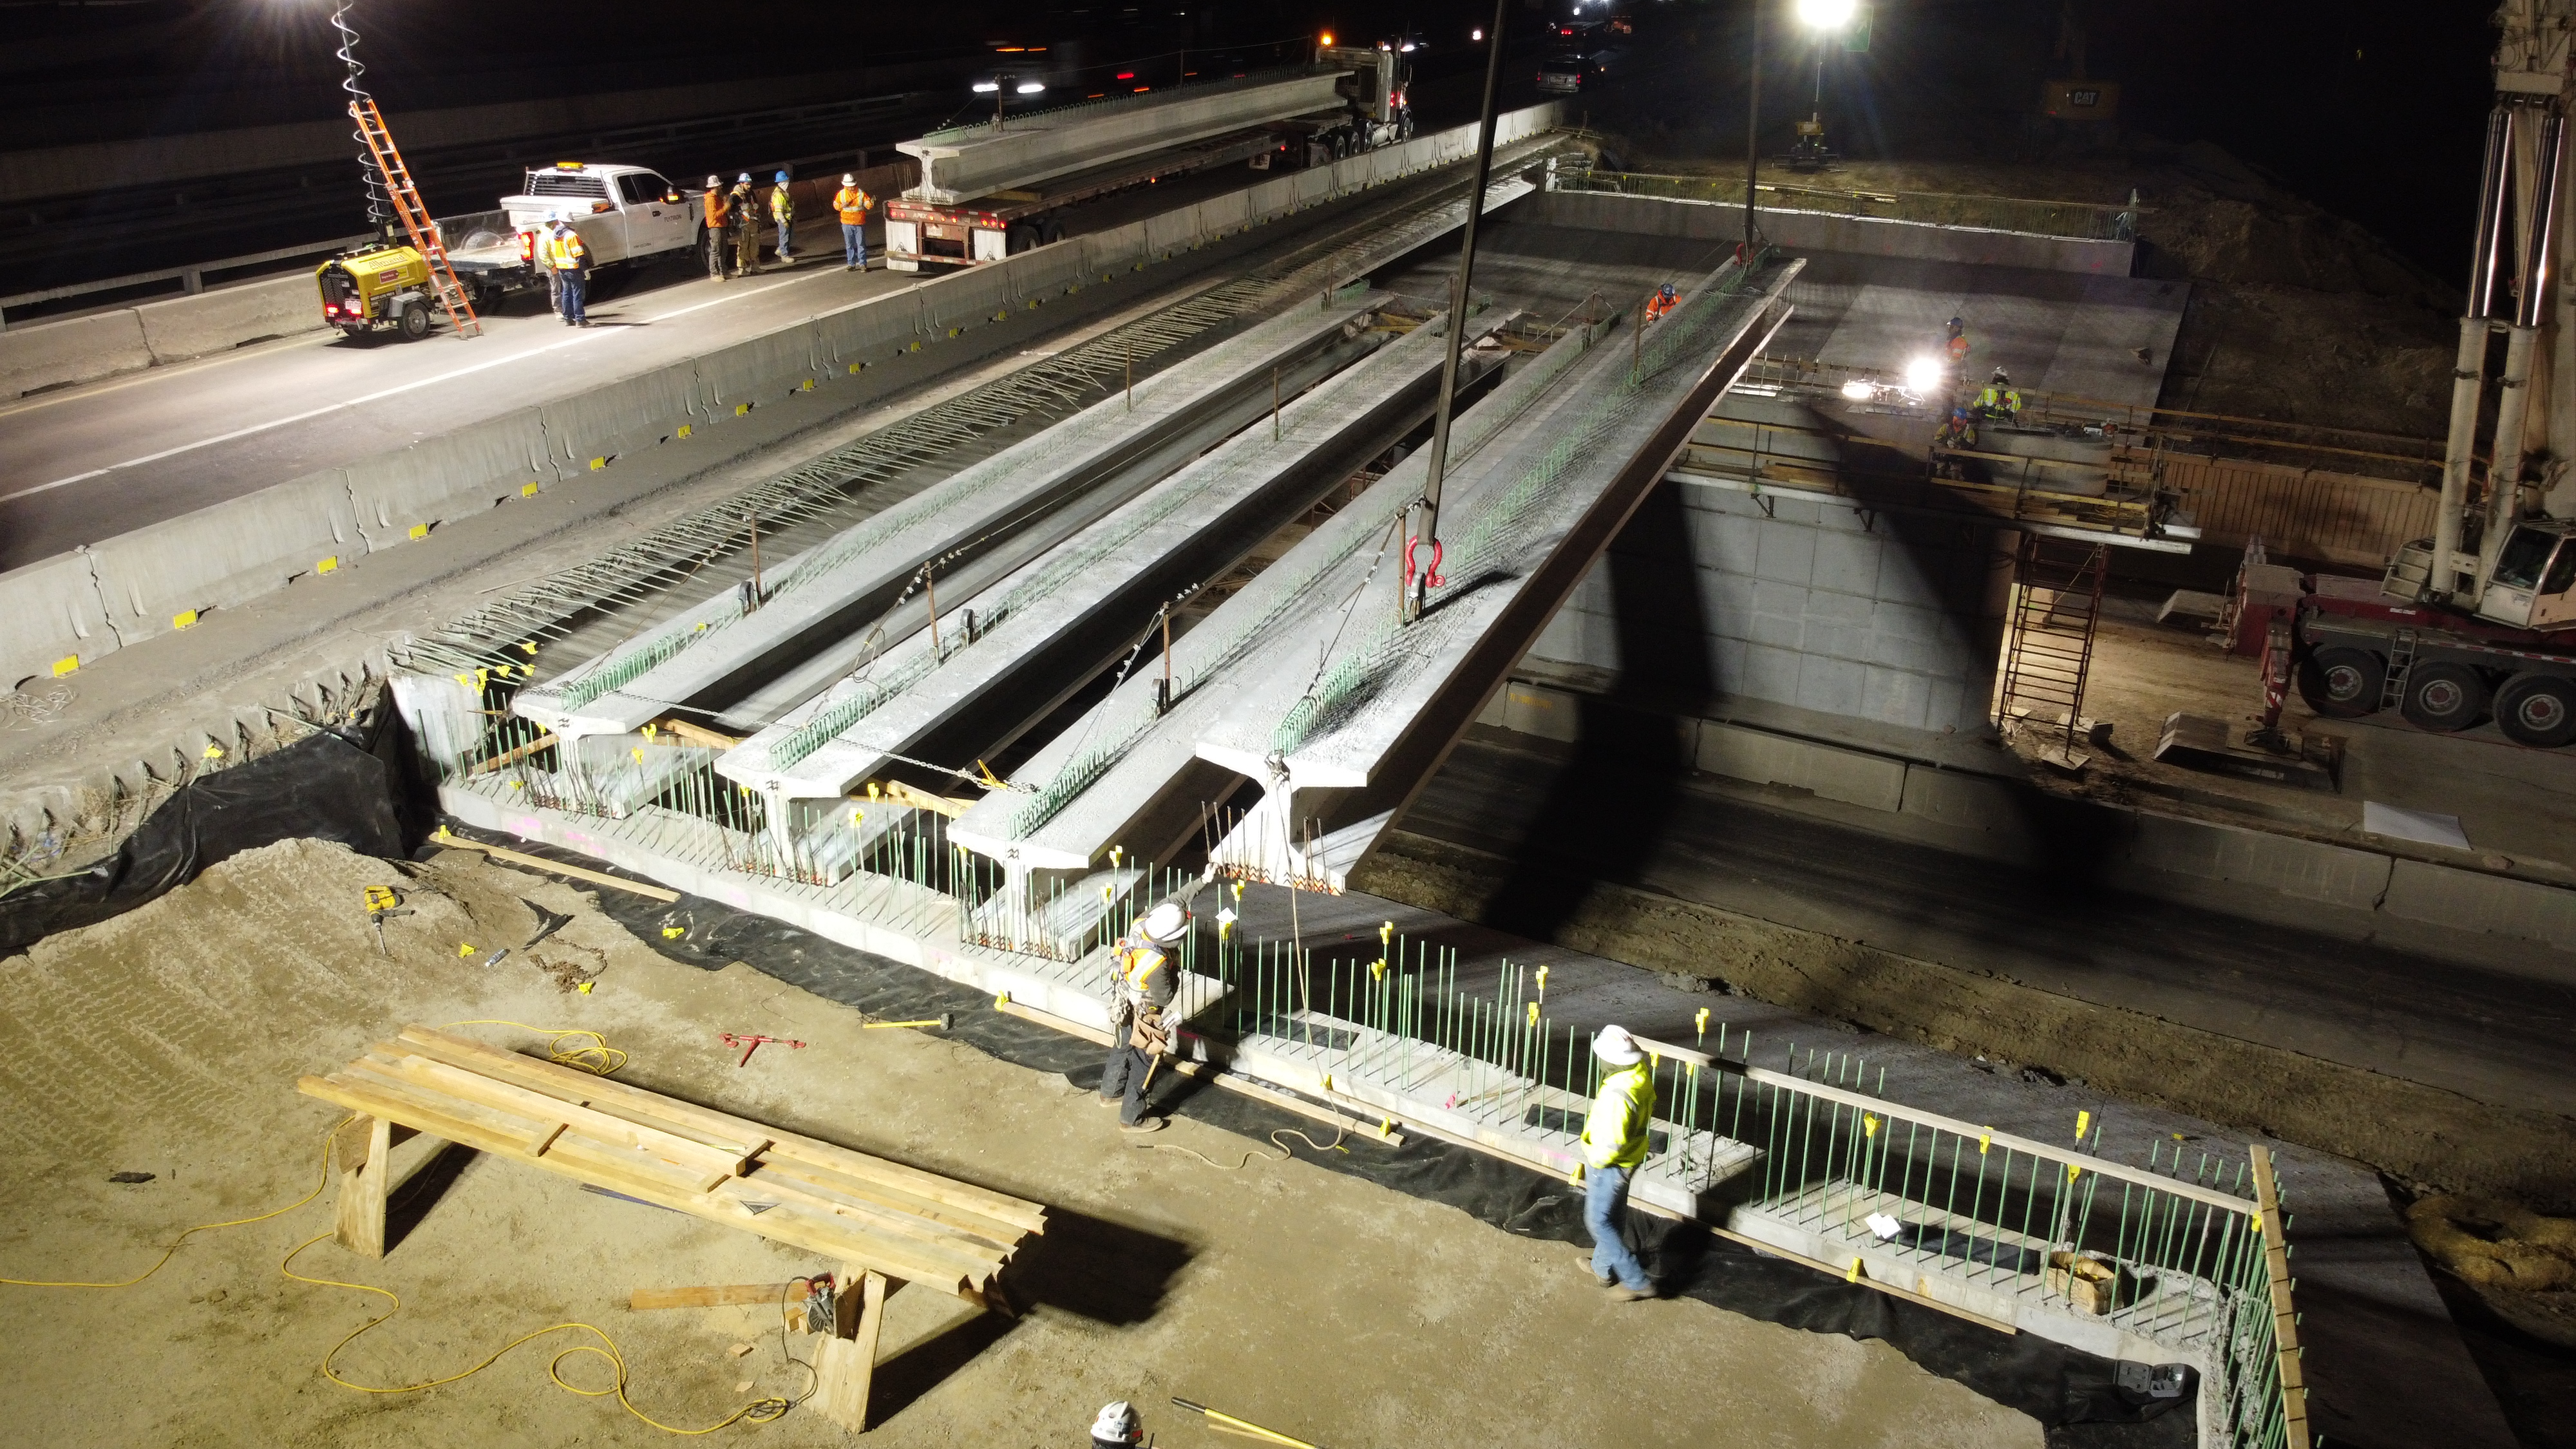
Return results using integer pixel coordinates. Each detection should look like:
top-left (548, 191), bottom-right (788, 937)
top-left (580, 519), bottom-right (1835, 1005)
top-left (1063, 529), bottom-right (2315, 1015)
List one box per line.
top-left (1320, 30), bottom-right (1334, 45)
top-left (1399, 41), bottom-right (1416, 52)
top-left (1795, 0), bottom-right (1859, 28)
top-left (1016, 81), bottom-right (1046, 93)
top-left (1904, 355), bottom-right (1944, 393)
top-left (1471, 27), bottom-right (1484, 40)
top-left (972, 81), bottom-right (1001, 93)
top-left (1839, 380), bottom-right (1874, 401)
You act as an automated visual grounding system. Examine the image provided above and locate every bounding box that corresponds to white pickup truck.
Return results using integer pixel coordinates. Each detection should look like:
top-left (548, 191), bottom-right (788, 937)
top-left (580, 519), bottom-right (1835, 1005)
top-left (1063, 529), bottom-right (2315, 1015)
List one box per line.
top-left (446, 161), bottom-right (706, 305)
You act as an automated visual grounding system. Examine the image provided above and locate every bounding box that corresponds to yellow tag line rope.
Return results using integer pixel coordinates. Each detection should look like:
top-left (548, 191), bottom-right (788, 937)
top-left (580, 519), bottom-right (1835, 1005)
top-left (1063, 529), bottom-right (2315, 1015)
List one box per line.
top-left (0, 1113), bottom-right (347, 1289)
top-left (440, 1019), bottom-right (628, 1075)
top-left (1171, 1397), bottom-right (1326, 1448)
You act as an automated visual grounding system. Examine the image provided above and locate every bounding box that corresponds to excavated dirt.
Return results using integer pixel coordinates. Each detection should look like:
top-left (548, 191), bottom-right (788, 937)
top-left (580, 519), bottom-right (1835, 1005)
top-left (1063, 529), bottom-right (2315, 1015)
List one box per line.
top-left (1352, 831), bottom-right (2576, 1206)
top-left (0, 838), bottom-right (2035, 1448)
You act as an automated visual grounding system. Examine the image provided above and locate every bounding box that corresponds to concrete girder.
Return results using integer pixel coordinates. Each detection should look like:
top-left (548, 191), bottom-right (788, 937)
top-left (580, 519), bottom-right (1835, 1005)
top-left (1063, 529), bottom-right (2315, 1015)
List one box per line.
top-left (899, 69), bottom-right (1352, 207)
top-left (1195, 256), bottom-right (1805, 890)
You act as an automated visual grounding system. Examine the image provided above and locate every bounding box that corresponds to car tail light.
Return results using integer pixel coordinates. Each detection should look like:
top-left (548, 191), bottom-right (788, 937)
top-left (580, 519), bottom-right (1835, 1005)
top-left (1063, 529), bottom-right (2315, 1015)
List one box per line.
top-left (520, 232), bottom-right (535, 261)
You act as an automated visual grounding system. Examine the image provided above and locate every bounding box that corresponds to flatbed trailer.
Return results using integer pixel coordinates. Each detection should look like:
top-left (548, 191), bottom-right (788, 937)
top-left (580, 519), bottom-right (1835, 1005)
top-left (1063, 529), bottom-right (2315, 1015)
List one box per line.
top-left (884, 124), bottom-right (1291, 270)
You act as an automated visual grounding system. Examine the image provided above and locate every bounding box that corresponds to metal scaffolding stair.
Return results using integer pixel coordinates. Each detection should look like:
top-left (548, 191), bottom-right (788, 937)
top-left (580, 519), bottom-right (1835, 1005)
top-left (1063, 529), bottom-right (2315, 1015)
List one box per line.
top-left (1996, 533), bottom-right (2107, 761)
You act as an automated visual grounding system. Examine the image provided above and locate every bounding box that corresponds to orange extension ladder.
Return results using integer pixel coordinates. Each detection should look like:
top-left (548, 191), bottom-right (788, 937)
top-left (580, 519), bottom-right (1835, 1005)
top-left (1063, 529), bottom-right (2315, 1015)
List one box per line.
top-left (349, 97), bottom-right (482, 338)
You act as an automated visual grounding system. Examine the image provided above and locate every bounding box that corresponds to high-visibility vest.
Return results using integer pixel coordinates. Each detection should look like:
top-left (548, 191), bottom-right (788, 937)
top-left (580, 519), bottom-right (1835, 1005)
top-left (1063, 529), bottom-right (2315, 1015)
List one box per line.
top-left (704, 189), bottom-right (730, 228)
top-left (544, 230), bottom-right (587, 271)
top-left (1117, 942), bottom-right (1168, 996)
top-left (833, 187), bottom-right (873, 225)
top-left (1976, 384), bottom-right (2020, 414)
top-left (770, 186), bottom-right (794, 222)
top-left (1947, 334), bottom-right (1969, 362)
top-left (1645, 292), bottom-right (1676, 320)
top-left (1580, 1063), bottom-right (1655, 1170)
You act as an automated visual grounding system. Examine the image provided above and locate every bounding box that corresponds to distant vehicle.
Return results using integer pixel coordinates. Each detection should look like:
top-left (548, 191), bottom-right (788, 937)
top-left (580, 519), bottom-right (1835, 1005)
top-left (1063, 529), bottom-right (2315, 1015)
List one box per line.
top-left (444, 162), bottom-right (703, 306)
top-left (1537, 48), bottom-right (1620, 93)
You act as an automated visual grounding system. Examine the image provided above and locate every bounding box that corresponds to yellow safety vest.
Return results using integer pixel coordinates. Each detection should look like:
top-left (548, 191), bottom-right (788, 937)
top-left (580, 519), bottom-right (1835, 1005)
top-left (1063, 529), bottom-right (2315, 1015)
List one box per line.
top-left (1580, 1063), bottom-right (1655, 1170)
top-left (1118, 942), bottom-right (1168, 993)
top-left (770, 186), bottom-right (794, 222)
top-left (544, 230), bottom-right (587, 271)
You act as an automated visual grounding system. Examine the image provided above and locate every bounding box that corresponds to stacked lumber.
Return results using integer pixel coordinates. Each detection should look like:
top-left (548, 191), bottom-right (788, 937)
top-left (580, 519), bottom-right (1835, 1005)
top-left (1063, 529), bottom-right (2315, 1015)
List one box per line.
top-left (299, 1025), bottom-right (1044, 1301)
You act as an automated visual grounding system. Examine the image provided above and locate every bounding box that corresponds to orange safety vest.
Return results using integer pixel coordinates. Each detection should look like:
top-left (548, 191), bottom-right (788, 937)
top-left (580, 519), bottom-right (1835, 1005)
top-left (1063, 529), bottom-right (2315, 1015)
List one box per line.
top-left (1645, 291), bottom-right (1677, 321)
top-left (833, 186), bottom-right (873, 225)
top-left (704, 189), bottom-right (730, 229)
top-left (543, 229), bottom-right (588, 271)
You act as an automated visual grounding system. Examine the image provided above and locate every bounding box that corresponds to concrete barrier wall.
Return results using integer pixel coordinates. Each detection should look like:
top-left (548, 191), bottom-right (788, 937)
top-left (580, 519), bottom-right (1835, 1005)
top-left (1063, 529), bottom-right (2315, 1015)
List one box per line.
top-left (0, 552), bottom-right (115, 688)
top-left (87, 468), bottom-right (360, 645)
top-left (8, 100), bottom-right (1573, 683)
top-left (0, 310), bottom-right (154, 399)
top-left (133, 275), bottom-right (317, 364)
top-left (348, 407), bottom-right (552, 548)
top-left (1533, 189), bottom-right (2137, 276)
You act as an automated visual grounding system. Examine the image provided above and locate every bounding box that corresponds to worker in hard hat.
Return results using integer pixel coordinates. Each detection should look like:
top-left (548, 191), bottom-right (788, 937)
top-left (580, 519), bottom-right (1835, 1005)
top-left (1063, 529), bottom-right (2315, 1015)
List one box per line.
top-left (1098, 900), bottom-right (1191, 1134)
top-left (1932, 404), bottom-right (1978, 477)
top-left (702, 175), bottom-right (734, 280)
top-left (730, 174), bottom-right (762, 275)
top-left (1945, 315), bottom-right (1969, 365)
top-left (1578, 1024), bottom-right (1657, 1302)
top-left (1644, 282), bottom-right (1678, 323)
top-left (1973, 367), bottom-right (2023, 423)
top-left (1090, 1401), bottom-right (1142, 1448)
top-left (542, 214), bottom-right (591, 327)
top-left (768, 169), bottom-right (797, 265)
top-left (833, 173), bottom-right (875, 271)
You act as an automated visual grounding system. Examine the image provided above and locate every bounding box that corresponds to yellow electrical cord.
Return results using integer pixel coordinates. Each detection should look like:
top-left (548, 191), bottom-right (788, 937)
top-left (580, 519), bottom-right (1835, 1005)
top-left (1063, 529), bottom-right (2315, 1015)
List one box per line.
top-left (439, 1019), bottom-right (628, 1075)
top-left (0, 1112), bottom-right (352, 1288)
top-left (279, 1235), bottom-right (790, 1434)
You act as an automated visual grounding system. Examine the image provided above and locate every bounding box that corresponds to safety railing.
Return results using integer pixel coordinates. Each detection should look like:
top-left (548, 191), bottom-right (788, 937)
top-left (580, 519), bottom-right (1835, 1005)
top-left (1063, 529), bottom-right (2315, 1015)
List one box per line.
top-left (1551, 166), bottom-right (2142, 243)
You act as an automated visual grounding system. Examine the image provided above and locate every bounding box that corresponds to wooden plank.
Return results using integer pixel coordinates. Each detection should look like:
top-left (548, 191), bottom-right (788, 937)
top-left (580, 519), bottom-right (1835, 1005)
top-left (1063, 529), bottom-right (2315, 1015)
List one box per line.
top-left (884, 781), bottom-right (976, 818)
top-left (814, 1268), bottom-right (889, 1432)
top-left (396, 1027), bottom-right (774, 1153)
top-left (470, 732), bottom-right (558, 775)
top-left (758, 1134), bottom-right (1048, 1236)
top-left (746, 1156), bottom-right (1027, 1249)
top-left (654, 718), bottom-right (743, 750)
top-left (334, 1115), bottom-right (392, 1258)
top-left (544, 1131), bottom-right (743, 1204)
top-left (719, 1171), bottom-right (1014, 1267)
top-left (365, 1050), bottom-right (749, 1182)
top-left (303, 1072), bottom-right (553, 1157)
top-left (698, 1193), bottom-right (980, 1291)
top-left (428, 830), bottom-right (682, 901)
top-left (631, 1282), bottom-right (800, 1311)
top-left (2249, 1144), bottom-right (2312, 1449)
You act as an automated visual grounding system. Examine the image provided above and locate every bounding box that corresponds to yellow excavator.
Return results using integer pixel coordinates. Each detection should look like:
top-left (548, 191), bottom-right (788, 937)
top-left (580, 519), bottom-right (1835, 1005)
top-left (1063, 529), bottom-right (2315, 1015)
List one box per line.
top-left (314, 241), bottom-right (440, 341)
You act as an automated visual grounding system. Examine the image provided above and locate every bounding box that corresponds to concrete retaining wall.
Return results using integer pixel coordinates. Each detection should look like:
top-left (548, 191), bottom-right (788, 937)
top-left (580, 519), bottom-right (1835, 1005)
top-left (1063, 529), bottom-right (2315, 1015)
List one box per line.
top-left (0, 552), bottom-right (115, 688)
top-left (86, 468), bottom-right (361, 646)
top-left (0, 309), bottom-right (155, 399)
top-left (1533, 189), bottom-right (2138, 276)
top-left (347, 408), bottom-right (552, 549)
top-left (133, 275), bottom-right (316, 364)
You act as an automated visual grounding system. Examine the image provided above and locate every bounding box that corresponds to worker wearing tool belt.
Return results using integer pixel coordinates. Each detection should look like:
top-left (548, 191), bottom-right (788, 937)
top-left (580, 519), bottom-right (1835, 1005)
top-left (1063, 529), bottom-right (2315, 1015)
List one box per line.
top-left (729, 174), bottom-right (761, 274)
top-left (1578, 1024), bottom-right (1658, 1301)
top-left (768, 169), bottom-right (796, 263)
top-left (1099, 901), bottom-right (1190, 1135)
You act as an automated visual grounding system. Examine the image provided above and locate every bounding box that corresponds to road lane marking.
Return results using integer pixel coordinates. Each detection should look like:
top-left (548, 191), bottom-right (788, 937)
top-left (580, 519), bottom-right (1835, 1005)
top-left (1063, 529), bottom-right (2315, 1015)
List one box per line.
top-left (1, 266), bottom-right (849, 506)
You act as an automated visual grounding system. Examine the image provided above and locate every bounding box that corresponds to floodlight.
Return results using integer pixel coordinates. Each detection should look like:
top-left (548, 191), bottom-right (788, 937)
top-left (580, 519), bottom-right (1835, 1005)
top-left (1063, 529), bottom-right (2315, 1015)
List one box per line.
top-left (1840, 379), bottom-right (1874, 401)
top-left (1795, 0), bottom-right (1858, 28)
top-left (1016, 81), bottom-right (1046, 93)
top-left (972, 80), bottom-right (1001, 93)
top-left (1904, 355), bottom-right (1943, 393)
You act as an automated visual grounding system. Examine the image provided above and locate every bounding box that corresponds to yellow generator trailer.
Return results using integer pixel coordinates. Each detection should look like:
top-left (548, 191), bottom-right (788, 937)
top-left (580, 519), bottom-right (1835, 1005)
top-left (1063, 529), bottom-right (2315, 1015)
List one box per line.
top-left (315, 243), bottom-right (439, 340)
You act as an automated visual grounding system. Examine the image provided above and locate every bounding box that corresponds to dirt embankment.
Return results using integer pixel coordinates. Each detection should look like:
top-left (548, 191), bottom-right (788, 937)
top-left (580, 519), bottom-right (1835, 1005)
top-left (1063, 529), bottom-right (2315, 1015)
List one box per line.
top-left (0, 838), bottom-right (2033, 1448)
top-left (1352, 829), bottom-right (2576, 1207)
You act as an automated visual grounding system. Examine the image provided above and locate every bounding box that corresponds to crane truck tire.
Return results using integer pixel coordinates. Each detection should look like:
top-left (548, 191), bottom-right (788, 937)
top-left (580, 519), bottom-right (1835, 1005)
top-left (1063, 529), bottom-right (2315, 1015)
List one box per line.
top-left (2296, 647), bottom-right (2383, 717)
top-left (2400, 661), bottom-right (2489, 732)
top-left (2494, 671), bottom-right (2576, 748)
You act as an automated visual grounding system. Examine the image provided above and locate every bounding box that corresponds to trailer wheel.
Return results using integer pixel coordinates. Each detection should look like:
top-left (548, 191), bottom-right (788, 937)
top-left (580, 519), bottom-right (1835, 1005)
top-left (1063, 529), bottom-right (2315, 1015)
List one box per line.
top-left (397, 300), bottom-right (431, 341)
top-left (1006, 223), bottom-right (1038, 255)
top-left (2494, 672), bottom-right (2576, 748)
top-left (2401, 661), bottom-right (2490, 732)
top-left (2296, 647), bottom-right (2383, 717)
top-left (1041, 219), bottom-right (1066, 247)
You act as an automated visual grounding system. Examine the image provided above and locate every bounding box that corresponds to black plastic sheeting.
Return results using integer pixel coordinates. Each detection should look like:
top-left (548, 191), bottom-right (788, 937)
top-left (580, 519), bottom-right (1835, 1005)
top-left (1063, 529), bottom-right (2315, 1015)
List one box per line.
top-left (442, 822), bottom-right (2195, 1444)
top-left (1, 721), bottom-right (409, 956)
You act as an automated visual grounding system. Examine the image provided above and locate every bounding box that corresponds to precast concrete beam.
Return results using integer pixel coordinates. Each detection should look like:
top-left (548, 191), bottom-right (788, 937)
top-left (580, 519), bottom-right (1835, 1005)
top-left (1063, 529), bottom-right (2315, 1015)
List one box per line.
top-left (512, 293), bottom-right (1389, 746)
top-left (900, 69), bottom-right (1352, 206)
top-left (720, 305), bottom-right (1513, 808)
top-left (942, 310), bottom-right (1615, 894)
top-left (1196, 256), bottom-right (1804, 889)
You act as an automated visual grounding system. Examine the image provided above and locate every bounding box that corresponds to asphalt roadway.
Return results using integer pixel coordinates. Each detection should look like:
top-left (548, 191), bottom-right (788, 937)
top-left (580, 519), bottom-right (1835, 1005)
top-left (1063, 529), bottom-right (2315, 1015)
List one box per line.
top-left (1399, 724), bottom-right (2576, 1121)
top-left (0, 161), bottom-right (1288, 574)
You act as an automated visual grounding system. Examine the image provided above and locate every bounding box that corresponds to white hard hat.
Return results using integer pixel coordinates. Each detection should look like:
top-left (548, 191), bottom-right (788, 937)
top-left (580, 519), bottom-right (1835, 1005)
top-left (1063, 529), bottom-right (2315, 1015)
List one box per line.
top-left (706, 174), bottom-right (721, 187)
top-left (1091, 1401), bottom-right (1139, 1443)
top-left (1594, 1024), bottom-right (1643, 1066)
top-left (842, 173), bottom-right (856, 185)
top-left (1137, 901), bottom-right (1190, 943)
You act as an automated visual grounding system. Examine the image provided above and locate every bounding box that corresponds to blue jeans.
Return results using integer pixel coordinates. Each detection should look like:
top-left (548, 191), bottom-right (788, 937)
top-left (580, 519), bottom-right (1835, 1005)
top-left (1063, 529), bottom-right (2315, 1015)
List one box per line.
top-left (1099, 1041), bottom-right (1155, 1125)
top-left (557, 270), bottom-right (586, 324)
top-left (776, 218), bottom-right (793, 256)
top-left (1586, 1164), bottom-right (1651, 1291)
top-left (841, 223), bottom-right (866, 268)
